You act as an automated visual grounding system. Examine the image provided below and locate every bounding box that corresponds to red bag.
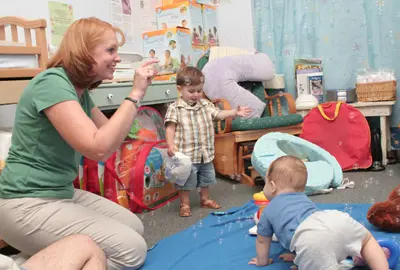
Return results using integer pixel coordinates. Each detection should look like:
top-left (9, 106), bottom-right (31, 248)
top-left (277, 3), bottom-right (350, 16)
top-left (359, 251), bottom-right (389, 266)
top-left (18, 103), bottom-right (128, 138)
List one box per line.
top-left (300, 102), bottom-right (372, 171)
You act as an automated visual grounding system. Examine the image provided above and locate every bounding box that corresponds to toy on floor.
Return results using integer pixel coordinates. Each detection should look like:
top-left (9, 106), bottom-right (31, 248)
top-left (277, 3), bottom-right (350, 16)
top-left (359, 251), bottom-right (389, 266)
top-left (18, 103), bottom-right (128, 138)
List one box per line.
top-left (352, 239), bottom-right (400, 269)
top-left (253, 191), bottom-right (269, 222)
top-left (367, 184), bottom-right (400, 232)
top-left (249, 191), bottom-right (270, 236)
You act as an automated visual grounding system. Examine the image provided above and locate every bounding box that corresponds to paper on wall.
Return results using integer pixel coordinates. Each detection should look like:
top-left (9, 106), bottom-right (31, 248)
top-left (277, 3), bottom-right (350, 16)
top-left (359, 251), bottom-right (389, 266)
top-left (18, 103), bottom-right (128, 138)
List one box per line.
top-left (110, 0), bottom-right (134, 43)
top-left (48, 1), bottom-right (74, 47)
top-left (139, 0), bottom-right (161, 32)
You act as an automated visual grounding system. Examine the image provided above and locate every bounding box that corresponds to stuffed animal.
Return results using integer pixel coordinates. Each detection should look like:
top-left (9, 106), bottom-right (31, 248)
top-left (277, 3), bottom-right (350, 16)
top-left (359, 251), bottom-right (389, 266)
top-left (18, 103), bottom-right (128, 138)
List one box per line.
top-left (367, 184), bottom-right (400, 232)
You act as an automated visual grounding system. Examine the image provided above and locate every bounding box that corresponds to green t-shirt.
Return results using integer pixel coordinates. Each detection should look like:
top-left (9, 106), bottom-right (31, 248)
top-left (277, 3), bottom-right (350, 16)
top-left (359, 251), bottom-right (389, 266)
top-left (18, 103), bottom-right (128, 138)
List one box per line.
top-left (0, 67), bottom-right (94, 199)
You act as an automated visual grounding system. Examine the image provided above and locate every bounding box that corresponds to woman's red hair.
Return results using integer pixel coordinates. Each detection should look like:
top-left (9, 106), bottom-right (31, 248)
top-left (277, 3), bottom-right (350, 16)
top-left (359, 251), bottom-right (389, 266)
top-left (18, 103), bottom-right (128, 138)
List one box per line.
top-left (47, 17), bottom-right (125, 89)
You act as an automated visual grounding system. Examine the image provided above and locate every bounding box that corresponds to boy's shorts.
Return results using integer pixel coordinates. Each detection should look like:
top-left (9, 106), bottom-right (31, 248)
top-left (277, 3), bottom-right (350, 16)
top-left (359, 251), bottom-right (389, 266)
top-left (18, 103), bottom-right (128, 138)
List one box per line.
top-left (175, 162), bottom-right (216, 190)
top-left (290, 210), bottom-right (368, 270)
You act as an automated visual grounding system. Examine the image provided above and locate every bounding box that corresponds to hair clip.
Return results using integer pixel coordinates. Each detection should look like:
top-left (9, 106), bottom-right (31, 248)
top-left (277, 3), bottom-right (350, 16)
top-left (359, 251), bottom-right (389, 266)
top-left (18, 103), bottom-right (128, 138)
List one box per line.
top-left (184, 77), bottom-right (192, 85)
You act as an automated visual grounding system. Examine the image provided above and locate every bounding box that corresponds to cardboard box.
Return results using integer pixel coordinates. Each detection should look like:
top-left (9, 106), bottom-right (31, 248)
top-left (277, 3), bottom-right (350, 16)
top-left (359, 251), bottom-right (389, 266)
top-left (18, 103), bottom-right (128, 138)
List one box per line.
top-left (156, 1), bottom-right (204, 45)
top-left (202, 4), bottom-right (219, 46)
top-left (143, 27), bottom-right (192, 74)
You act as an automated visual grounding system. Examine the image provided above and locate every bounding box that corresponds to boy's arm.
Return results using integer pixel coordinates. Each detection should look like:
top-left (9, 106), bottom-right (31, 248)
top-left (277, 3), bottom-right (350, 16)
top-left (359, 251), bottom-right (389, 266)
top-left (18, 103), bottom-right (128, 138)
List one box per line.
top-left (256, 235), bottom-right (272, 266)
top-left (165, 122), bottom-right (176, 146)
top-left (215, 109), bottom-right (237, 120)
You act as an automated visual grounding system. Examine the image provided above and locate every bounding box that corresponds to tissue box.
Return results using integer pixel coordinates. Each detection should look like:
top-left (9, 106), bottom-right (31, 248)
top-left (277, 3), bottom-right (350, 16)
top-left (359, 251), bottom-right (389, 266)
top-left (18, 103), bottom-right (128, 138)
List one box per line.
top-left (156, 1), bottom-right (204, 45)
top-left (202, 4), bottom-right (219, 46)
top-left (143, 27), bottom-right (192, 74)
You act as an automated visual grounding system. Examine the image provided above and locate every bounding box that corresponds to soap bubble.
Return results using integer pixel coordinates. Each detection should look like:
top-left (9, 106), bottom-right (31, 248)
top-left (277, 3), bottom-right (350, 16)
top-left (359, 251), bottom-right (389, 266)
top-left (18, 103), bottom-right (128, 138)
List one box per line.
top-left (218, 238), bottom-right (223, 245)
top-left (198, 220), bottom-right (203, 228)
top-left (338, 141), bottom-right (343, 146)
top-left (232, 184), bottom-right (236, 190)
top-left (363, 180), bottom-right (369, 189)
top-left (167, 202), bottom-right (171, 207)
top-left (369, 198), bottom-right (376, 204)
top-left (353, 163), bottom-right (359, 170)
top-left (221, 156), bottom-right (227, 162)
top-left (388, 169), bottom-right (394, 177)
top-left (151, 211), bottom-right (155, 216)
top-left (193, 232), bottom-right (197, 239)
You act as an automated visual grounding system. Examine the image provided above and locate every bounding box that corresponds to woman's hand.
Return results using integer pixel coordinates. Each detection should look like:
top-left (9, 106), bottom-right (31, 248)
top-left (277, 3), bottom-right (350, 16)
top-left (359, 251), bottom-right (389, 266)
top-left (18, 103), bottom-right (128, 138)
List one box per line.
top-left (130, 59), bottom-right (159, 100)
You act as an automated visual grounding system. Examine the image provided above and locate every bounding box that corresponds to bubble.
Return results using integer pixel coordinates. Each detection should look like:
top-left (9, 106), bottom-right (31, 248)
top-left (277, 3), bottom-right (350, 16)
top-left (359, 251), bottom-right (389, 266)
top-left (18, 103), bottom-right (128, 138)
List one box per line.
top-left (217, 217), bottom-right (221, 224)
top-left (353, 163), bottom-right (359, 170)
top-left (193, 232), bottom-right (197, 239)
top-left (338, 141), bottom-right (343, 146)
top-left (388, 169), bottom-right (394, 177)
top-left (396, 205), bottom-right (400, 211)
top-left (167, 202), bottom-right (171, 207)
top-left (221, 156), bottom-right (227, 162)
top-left (218, 238), bottom-right (223, 245)
top-left (397, 189), bottom-right (400, 196)
top-left (197, 187), bottom-right (201, 193)
top-left (219, 229), bottom-right (224, 236)
top-left (151, 211), bottom-right (155, 216)
top-left (232, 184), bottom-right (236, 190)
top-left (369, 198), bottom-right (376, 204)
top-left (198, 220), bottom-right (203, 228)
top-left (363, 180), bottom-right (369, 189)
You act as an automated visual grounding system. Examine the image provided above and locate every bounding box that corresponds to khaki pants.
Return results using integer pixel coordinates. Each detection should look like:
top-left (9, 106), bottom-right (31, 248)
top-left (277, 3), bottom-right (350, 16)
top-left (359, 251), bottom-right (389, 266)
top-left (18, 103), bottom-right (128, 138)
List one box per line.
top-left (0, 189), bottom-right (146, 270)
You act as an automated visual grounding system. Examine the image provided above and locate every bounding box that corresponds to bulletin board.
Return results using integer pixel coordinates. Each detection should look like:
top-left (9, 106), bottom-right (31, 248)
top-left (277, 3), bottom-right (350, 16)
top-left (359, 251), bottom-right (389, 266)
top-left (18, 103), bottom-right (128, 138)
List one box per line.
top-left (0, 0), bottom-right (160, 55)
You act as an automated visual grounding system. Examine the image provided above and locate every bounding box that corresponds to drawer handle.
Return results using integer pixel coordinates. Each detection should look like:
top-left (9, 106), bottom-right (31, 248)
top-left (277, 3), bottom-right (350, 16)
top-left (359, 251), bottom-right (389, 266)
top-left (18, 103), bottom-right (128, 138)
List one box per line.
top-left (107, 94), bottom-right (114, 100)
top-left (165, 89), bottom-right (171, 95)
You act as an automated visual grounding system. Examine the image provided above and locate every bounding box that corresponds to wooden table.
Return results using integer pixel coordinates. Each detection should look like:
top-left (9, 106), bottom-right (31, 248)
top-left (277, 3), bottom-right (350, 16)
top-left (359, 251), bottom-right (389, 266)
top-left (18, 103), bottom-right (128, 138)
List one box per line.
top-left (296, 101), bottom-right (396, 165)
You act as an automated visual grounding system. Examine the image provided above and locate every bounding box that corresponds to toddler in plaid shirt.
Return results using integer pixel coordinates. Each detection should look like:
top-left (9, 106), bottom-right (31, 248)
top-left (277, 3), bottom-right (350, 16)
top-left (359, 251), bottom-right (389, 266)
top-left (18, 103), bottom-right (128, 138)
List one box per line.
top-left (164, 66), bottom-right (251, 217)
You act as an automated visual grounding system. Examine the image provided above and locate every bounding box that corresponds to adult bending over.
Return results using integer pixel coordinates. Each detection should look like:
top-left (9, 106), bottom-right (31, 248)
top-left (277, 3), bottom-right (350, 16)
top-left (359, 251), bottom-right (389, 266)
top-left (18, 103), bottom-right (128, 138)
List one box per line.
top-left (0, 17), bottom-right (157, 270)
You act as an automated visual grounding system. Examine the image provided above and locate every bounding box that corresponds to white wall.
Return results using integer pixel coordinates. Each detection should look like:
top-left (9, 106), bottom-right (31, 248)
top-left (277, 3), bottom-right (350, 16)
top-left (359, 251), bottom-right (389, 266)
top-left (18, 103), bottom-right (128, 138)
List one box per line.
top-left (0, 0), bottom-right (255, 129)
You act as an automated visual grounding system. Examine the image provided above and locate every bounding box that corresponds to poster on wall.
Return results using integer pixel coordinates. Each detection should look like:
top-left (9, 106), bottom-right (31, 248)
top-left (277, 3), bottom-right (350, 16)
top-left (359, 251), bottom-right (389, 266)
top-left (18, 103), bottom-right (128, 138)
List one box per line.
top-left (139, 0), bottom-right (161, 32)
top-left (110, 0), bottom-right (134, 43)
top-left (48, 1), bottom-right (74, 47)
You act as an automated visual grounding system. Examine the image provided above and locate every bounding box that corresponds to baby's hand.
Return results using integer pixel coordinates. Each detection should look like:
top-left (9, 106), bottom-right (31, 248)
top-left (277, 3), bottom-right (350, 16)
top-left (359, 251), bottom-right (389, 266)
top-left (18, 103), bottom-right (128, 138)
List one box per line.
top-left (248, 257), bottom-right (273, 266)
top-left (236, 105), bottom-right (252, 117)
top-left (279, 253), bottom-right (295, 262)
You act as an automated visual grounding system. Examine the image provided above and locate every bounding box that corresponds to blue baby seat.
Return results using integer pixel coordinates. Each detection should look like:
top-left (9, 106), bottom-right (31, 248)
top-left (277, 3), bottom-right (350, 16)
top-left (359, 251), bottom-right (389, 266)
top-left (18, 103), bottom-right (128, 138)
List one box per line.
top-left (251, 132), bottom-right (343, 195)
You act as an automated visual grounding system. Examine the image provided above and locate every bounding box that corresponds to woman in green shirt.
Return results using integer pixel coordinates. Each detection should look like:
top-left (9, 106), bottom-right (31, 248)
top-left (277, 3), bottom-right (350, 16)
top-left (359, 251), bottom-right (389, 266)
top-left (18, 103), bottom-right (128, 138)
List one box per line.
top-left (0, 17), bottom-right (157, 270)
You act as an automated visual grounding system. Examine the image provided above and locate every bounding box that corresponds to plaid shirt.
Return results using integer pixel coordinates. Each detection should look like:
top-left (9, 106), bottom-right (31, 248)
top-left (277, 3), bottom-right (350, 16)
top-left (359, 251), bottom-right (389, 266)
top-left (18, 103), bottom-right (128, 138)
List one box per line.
top-left (164, 98), bottom-right (220, 164)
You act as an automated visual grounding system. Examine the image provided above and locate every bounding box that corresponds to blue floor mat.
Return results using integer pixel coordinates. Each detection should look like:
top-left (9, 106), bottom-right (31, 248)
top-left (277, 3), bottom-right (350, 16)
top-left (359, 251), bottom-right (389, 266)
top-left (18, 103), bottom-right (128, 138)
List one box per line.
top-left (132, 201), bottom-right (400, 270)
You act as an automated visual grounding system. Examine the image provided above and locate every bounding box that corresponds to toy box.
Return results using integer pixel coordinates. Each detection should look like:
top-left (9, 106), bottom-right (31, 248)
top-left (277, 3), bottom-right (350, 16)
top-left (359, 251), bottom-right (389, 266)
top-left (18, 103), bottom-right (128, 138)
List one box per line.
top-left (162, 0), bottom-right (187, 5)
top-left (143, 27), bottom-right (192, 75)
top-left (196, 0), bottom-right (219, 5)
top-left (156, 1), bottom-right (204, 45)
top-left (191, 44), bottom-right (207, 66)
top-left (202, 4), bottom-right (219, 46)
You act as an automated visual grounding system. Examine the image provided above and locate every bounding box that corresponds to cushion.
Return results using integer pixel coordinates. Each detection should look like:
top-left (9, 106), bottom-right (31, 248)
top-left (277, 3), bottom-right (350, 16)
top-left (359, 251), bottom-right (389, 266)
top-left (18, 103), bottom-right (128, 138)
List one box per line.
top-left (231, 114), bottom-right (303, 131)
top-left (202, 53), bottom-right (275, 118)
top-left (251, 132), bottom-right (343, 195)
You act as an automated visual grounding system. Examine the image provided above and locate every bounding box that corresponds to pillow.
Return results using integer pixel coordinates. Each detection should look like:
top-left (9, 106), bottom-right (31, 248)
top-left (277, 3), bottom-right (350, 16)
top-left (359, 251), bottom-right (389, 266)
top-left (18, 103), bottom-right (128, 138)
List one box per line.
top-left (202, 53), bottom-right (275, 118)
